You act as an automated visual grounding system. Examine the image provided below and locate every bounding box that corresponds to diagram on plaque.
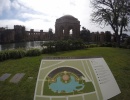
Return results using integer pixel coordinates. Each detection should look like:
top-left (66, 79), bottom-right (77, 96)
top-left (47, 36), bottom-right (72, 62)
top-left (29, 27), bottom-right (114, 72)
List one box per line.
top-left (44, 67), bottom-right (95, 96)
top-left (34, 57), bottom-right (121, 100)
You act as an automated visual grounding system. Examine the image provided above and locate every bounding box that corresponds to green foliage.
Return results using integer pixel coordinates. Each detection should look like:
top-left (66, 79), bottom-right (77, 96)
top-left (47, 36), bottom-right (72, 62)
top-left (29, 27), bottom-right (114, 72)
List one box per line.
top-left (125, 37), bottom-right (130, 45)
top-left (80, 27), bottom-right (90, 43)
top-left (26, 49), bottom-right (41, 56)
top-left (127, 45), bottom-right (130, 49)
top-left (120, 37), bottom-right (130, 49)
top-left (91, 0), bottom-right (130, 47)
top-left (9, 49), bottom-right (26, 59)
top-left (41, 41), bottom-right (56, 53)
top-left (0, 48), bottom-right (42, 61)
top-left (0, 52), bottom-right (7, 61)
top-left (0, 49), bottom-right (26, 61)
top-left (88, 44), bottom-right (99, 48)
top-left (42, 40), bottom-right (86, 54)
top-left (99, 43), bottom-right (112, 47)
top-left (55, 40), bottom-right (69, 51)
top-left (0, 47), bottom-right (130, 100)
top-left (0, 39), bottom-right (86, 61)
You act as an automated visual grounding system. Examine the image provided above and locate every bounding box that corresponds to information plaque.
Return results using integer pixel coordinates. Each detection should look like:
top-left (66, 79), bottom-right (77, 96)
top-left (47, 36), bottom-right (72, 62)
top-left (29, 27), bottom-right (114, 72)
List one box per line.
top-left (34, 57), bottom-right (121, 100)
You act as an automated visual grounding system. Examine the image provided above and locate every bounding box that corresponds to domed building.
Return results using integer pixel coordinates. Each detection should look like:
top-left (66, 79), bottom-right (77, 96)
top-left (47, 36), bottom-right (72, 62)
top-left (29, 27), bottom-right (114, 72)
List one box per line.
top-left (55, 15), bottom-right (80, 40)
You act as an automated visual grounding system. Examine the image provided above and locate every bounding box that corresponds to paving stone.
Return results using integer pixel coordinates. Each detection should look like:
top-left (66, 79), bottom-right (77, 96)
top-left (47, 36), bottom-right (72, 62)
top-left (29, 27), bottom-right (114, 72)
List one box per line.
top-left (10, 73), bottom-right (25, 83)
top-left (0, 73), bottom-right (11, 81)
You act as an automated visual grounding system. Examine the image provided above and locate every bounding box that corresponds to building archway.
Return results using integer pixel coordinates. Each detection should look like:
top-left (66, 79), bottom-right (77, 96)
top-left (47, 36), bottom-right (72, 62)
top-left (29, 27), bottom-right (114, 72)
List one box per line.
top-left (69, 29), bottom-right (73, 37)
top-left (55, 15), bottom-right (80, 40)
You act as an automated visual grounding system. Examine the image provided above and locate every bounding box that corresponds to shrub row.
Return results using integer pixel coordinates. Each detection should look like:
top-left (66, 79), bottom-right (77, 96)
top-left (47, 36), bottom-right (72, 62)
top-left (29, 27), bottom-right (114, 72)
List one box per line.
top-left (120, 44), bottom-right (130, 49)
top-left (86, 43), bottom-right (113, 48)
top-left (26, 49), bottom-right (41, 56)
top-left (99, 43), bottom-right (113, 47)
top-left (2, 39), bottom-right (129, 61)
top-left (0, 39), bottom-right (86, 61)
top-left (41, 39), bottom-right (86, 54)
top-left (0, 49), bottom-right (26, 61)
top-left (86, 44), bottom-right (99, 48)
top-left (0, 48), bottom-right (42, 61)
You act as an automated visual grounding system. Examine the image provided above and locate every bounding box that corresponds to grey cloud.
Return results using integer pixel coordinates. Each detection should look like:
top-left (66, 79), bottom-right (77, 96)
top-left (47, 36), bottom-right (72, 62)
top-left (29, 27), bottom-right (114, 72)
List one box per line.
top-left (70, 0), bottom-right (76, 6)
top-left (70, 2), bottom-right (76, 6)
top-left (0, 0), bottom-right (11, 15)
top-left (43, 19), bottom-right (50, 22)
top-left (11, 0), bottom-right (21, 9)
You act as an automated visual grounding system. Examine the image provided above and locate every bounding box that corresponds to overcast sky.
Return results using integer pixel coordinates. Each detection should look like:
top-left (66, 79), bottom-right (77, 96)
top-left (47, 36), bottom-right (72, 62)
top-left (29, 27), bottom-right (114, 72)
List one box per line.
top-left (0, 0), bottom-right (116, 33)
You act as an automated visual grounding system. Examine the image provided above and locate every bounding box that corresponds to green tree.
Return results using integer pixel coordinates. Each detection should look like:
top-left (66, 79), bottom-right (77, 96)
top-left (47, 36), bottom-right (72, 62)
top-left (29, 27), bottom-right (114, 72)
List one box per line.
top-left (91, 0), bottom-right (130, 47)
top-left (42, 41), bottom-right (55, 53)
top-left (105, 31), bottom-right (112, 42)
top-left (124, 36), bottom-right (130, 45)
top-left (80, 27), bottom-right (91, 43)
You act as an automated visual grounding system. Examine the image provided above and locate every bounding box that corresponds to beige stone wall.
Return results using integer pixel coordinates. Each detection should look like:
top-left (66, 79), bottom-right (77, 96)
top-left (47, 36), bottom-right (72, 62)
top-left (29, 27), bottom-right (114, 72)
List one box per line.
top-left (55, 15), bottom-right (80, 40)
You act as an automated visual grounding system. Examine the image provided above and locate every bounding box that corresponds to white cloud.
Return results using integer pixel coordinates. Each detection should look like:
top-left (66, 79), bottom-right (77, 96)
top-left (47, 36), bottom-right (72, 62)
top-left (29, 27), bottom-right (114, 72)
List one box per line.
top-left (24, 19), bottom-right (53, 31)
top-left (0, 0), bottom-right (119, 34)
top-left (17, 0), bottom-right (90, 18)
top-left (0, 19), bottom-right (24, 29)
top-left (0, 0), bottom-right (11, 15)
top-left (19, 13), bottom-right (50, 21)
top-left (11, 0), bottom-right (21, 9)
top-left (0, 18), bottom-right (54, 32)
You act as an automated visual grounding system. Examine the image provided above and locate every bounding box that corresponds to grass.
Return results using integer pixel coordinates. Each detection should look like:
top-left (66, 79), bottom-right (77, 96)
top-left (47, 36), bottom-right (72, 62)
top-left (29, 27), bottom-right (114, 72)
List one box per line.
top-left (0, 47), bottom-right (130, 100)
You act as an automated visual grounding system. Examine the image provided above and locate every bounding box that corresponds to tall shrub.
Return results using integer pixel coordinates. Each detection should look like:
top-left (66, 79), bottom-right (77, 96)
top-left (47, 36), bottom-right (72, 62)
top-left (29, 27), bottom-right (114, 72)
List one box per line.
top-left (9, 49), bottom-right (26, 59)
top-left (0, 49), bottom-right (26, 61)
top-left (26, 48), bottom-right (41, 56)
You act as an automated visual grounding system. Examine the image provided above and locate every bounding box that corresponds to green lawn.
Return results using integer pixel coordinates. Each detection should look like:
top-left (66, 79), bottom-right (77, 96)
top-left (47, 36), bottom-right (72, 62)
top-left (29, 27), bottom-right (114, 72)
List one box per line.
top-left (0, 47), bottom-right (130, 100)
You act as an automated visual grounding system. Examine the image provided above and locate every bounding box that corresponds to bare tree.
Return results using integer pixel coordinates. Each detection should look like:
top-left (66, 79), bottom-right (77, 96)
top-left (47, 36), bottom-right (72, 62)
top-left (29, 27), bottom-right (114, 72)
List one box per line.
top-left (91, 0), bottom-right (130, 47)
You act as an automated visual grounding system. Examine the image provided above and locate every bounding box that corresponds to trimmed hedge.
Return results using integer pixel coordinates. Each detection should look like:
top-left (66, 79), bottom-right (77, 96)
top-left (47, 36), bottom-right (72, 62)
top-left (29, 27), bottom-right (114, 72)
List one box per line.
top-left (89, 44), bottom-right (99, 48)
top-left (26, 49), bottom-right (41, 56)
top-left (0, 48), bottom-right (41, 61)
top-left (41, 39), bottom-right (86, 54)
top-left (0, 49), bottom-right (26, 61)
top-left (9, 49), bottom-right (26, 59)
top-left (99, 43), bottom-right (112, 47)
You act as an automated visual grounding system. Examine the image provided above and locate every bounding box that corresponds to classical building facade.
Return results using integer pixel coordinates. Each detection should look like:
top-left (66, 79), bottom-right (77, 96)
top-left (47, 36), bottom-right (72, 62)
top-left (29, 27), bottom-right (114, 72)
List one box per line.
top-left (55, 15), bottom-right (80, 40)
top-left (0, 27), bottom-right (15, 43)
top-left (90, 31), bottom-right (112, 44)
top-left (0, 15), bottom-right (114, 44)
top-left (0, 25), bottom-right (52, 44)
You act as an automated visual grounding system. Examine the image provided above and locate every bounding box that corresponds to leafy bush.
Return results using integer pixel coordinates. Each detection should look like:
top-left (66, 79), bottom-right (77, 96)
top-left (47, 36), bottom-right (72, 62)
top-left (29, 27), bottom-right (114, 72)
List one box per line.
top-left (70, 40), bottom-right (86, 50)
top-left (120, 43), bottom-right (126, 48)
top-left (41, 39), bottom-right (86, 54)
top-left (89, 44), bottom-right (99, 48)
top-left (0, 52), bottom-right (7, 61)
top-left (120, 37), bottom-right (130, 49)
top-left (9, 49), bottom-right (26, 59)
top-left (26, 49), bottom-right (41, 56)
top-left (55, 40), bottom-right (69, 51)
top-left (99, 43), bottom-right (112, 47)
top-left (125, 37), bottom-right (130, 45)
top-left (0, 49), bottom-right (26, 61)
top-left (0, 48), bottom-right (43, 61)
top-left (85, 45), bottom-right (89, 48)
top-left (111, 42), bottom-right (117, 47)
top-left (42, 47), bottom-right (56, 54)
top-left (127, 45), bottom-right (130, 49)
top-left (122, 37), bottom-right (130, 49)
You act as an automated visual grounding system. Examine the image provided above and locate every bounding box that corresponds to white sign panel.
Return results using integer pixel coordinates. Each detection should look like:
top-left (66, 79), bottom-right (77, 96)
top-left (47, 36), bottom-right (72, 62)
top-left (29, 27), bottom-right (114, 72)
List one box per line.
top-left (34, 57), bottom-right (121, 100)
top-left (90, 58), bottom-right (121, 100)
